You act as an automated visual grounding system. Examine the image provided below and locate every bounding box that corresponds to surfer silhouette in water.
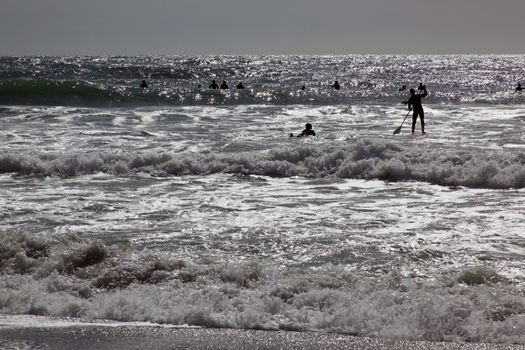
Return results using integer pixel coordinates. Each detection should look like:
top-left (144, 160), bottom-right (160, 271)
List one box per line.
top-left (516, 83), bottom-right (523, 92)
top-left (220, 81), bottom-right (229, 89)
top-left (331, 81), bottom-right (340, 90)
top-left (408, 86), bottom-right (428, 135)
top-left (290, 123), bottom-right (316, 138)
top-left (140, 80), bottom-right (148, 88)
top-left (209, 80), bottom-right (220, 89)
top-left (236, 82), bottom-right (245, 89)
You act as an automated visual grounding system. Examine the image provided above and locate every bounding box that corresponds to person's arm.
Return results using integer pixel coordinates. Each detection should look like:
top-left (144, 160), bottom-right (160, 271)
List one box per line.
top-left (408, 97), bottom-right (413, 110)
top-left (421, 88), bottom-right (428, 98)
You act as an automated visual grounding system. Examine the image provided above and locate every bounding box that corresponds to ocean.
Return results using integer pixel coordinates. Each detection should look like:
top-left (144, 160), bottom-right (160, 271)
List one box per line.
top-left (0, 55), bottom-right (524, 347)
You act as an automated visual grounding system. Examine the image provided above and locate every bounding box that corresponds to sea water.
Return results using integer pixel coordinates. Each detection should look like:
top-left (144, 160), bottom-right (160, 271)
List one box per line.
top-left (0, 55), bottom-right (524, 344)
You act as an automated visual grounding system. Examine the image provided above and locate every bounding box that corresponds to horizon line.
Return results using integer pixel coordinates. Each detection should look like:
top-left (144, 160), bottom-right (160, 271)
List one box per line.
top-left (1, 52), bottom-right (525, 57)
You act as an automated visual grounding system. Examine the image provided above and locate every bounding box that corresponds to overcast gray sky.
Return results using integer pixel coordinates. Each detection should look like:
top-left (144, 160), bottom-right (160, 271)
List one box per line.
top-left (1, 0), bottom-right (524, 55)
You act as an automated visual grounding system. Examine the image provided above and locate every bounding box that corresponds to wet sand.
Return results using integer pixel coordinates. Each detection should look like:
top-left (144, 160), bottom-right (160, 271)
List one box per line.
top-left (0, 325), bottom-right (523, 350)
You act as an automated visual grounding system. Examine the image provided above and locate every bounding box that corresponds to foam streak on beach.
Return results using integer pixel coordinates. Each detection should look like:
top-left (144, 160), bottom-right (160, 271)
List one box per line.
top-left (0, 55), bottom-right (524, 346)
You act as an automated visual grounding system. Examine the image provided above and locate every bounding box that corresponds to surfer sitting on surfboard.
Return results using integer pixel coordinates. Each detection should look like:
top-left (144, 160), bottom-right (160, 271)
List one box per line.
top-left (290, 123), bottom-right (316, 138)
top-left (408, 86), bottom-right (428, 135)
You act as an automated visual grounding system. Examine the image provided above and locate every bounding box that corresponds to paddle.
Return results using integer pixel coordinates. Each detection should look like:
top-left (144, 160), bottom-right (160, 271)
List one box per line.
top-left (393, 111), bottom-right (410, 135)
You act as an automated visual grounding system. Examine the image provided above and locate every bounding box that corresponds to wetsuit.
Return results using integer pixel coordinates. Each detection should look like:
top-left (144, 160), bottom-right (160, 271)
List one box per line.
top-left (297, 129), bottom-right (316, 137)
top-left (408, 89), bottom-right (428, 134)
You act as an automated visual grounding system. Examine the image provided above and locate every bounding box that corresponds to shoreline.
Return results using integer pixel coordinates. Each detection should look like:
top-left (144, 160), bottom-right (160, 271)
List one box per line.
top-left (0, 317), bottom-right (523, 350)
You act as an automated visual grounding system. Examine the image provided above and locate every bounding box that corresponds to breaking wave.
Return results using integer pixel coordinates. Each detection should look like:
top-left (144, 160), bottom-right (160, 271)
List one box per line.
top-left (2, 140), bottom-right (525, 189)
top-left (0, 232), bottom-right (523, 344)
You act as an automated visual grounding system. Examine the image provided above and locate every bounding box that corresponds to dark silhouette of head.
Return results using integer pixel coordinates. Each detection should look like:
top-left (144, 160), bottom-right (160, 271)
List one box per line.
top-left (410, 88), bottom-right (416, 95)
top-left (305, 123), bottom-right (312, 130)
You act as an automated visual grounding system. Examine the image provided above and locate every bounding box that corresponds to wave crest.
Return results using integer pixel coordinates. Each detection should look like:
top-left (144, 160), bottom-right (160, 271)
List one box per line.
top-left (0, 80), bottom-right (128, 106)
top-left (2, 141), bottom-right (525, 189)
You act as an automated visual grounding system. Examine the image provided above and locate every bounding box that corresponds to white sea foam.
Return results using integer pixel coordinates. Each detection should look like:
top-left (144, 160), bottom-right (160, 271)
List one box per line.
top-left (1, 140), bottom-right (524, 189)
top-left (0, 232), bottom-right (523, 344)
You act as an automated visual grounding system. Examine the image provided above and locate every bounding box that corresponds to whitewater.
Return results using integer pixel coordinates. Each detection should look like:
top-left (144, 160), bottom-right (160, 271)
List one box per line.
top-left (0, 55), bottom-right (524, 346)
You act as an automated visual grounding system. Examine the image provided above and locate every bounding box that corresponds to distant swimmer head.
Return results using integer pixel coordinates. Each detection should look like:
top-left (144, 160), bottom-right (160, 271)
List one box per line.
top-left (305, 123), bottom-right (312, 130)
